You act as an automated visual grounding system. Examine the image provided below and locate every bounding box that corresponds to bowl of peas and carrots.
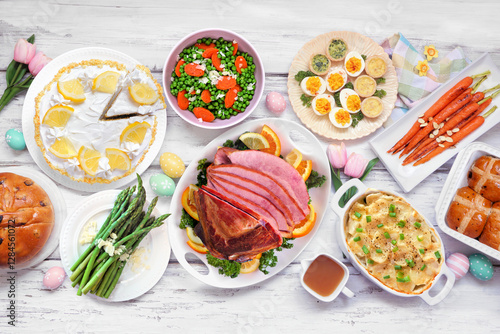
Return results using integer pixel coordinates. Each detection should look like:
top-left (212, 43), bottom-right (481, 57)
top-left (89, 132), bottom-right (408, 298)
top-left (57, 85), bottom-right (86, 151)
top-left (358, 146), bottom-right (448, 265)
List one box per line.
top-left (163, 28), bottom-right (265, 129)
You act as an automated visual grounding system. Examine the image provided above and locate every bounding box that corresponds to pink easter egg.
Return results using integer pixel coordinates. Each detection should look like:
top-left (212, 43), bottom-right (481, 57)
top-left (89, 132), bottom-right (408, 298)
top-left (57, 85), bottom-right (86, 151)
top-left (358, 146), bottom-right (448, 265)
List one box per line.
top-left (446, 253), bottom-right (469, 280)
top-left (43, 266), bottom-right (66, 290)
top-left (266, 92), bottom-right (286, 113)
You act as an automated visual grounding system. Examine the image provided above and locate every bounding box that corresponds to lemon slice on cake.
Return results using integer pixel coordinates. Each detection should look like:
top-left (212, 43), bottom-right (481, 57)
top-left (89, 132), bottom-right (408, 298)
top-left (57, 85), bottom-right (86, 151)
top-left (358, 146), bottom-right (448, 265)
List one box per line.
top-left (92, 71), bottom-right (121, 93)
top-left (49, 137), bottom-right (77, 159)
top-left (57, 79), bottom-right (86, 103)
top-left (128, 83), bottom-right (158, 105)
top-left (239, 133), bottom-right (270, 150)
top-left (106, 148), bottom-right (131, 171)
top-left (42, 105), bottom-right (74, 127)
top-left (120, 122), bottom-right (151, 144)
top-left (78, 146), bottom-right (101, 176)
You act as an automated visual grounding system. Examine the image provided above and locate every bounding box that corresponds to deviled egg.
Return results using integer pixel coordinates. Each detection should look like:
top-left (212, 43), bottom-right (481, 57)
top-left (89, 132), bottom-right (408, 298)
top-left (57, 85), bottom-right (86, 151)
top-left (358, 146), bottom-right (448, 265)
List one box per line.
top-left (311, 94), bottom-right (335, 116)
top-left (300, 76), bottom-right (327, 96)
top-left (344, 51), bottom-right (365, 77)
top-left (329, 107), bottom-right (352, 128)
top-left (325, 68), bottom-right (348, 93)
top-left (339, 88), bottom-right (361, 113)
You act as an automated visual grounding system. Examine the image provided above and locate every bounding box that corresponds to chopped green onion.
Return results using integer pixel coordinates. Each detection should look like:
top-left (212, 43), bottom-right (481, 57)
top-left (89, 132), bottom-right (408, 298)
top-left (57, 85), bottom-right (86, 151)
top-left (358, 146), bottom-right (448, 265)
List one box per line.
top-left (389, 204), bottom-right (395, 212)
top-left (405, 259), bottom-right (415, 268)
top-left (399, 233), bottom-right (404, 240)
top-left (376, 249), bottom-right (383, 254)
top-left (356, 228), bottom-right (364, 232)
top-left (397, 220), bottom-right (406, 228)
top-left (377, 223), bottom-right (384, 228)
top-left (394, 265), bottom-right (402, 270)
top-left (389, 212), bottom-right (397, 217)
top-left (414, 222), bottom-right (422, 228)
top-left (419, 248), bottom-right (425, 254)
top-left (397, 275), bottom-right (411, 283)
top-left (362, 245), bottom-right (370, 254)
top-left (420, 264), bottom-right (427, 271)
top-left (353, 236), bottom-right (361, 242)
top-left (392, 246), bottom-right (399, 252)
top-left (391, 239), bottom-right (397, 245)
top-left (354, 211), bottom-right (361, 219)
top-left (383, 275), bottom-right (390, 279)
top-left (384, 232), bottom-right (390, 239)
top-left (435, 251), bottom-right (441, 259)
top-left (367, 259), bottom-right (374, 264)
top-left (397, 271), bottom-right (404, 278)
top-left (366, 216), bottom-right (372, 222)
top-left (417, 235), bottom-right (423, 242)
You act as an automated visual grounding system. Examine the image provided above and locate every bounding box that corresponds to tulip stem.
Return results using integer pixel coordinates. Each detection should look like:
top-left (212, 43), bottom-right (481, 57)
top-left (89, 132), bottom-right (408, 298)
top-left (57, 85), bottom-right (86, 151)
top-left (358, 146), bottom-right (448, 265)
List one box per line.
top-left (8, 63), bottom-right (24, 88)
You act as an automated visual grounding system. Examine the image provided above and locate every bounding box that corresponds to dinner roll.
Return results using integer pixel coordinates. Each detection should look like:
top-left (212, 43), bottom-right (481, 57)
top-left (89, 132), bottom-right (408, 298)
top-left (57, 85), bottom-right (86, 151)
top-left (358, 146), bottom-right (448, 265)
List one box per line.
top-left (467, 155), bottom-right (500, 202)
top-left (446, 186), bottom-right (492, 238)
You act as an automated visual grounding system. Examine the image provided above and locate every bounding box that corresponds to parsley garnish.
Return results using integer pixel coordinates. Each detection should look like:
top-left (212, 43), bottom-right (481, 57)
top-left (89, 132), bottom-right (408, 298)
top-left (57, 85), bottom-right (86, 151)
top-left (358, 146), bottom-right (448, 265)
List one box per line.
top-left (179, 209), bottom-right (197, 229)
top-left (294, 70), bottom-right (316, 82)
top-left (206, 254), bottom-right (241, 278)
top-left (305, 170), bottom-right (326, 190)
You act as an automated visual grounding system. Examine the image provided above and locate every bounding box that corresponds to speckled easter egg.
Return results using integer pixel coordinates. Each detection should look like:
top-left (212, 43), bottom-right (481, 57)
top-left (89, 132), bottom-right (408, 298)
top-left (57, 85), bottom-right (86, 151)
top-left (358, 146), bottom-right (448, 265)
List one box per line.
top-left (43, 266), bottom-right (66, 290)
top-left (5, 128), bottom-right (26, 150)
top-left (160, 152), bottom-right (185, 178)
top-left (150, 173), bottom-right (176, 197)
top-left (266, 92), bottom-right (286, 113)
top-left (468, 253), bottom-right (494, 281)
top-left (446, 253), bottom-right (469, 280)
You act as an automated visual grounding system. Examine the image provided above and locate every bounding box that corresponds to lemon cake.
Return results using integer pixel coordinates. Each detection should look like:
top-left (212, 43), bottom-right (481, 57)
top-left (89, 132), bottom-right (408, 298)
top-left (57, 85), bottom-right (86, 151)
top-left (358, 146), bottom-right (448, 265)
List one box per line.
top-left (34, 60), bottom-right (165, 183)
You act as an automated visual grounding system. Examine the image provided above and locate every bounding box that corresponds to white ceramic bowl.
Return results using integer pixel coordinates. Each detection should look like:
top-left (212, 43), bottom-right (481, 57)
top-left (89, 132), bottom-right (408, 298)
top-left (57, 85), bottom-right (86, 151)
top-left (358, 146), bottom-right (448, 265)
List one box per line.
top-left (331, 178), bottom-right (455, 305)
top-left (435, 141), bottom-right (500, 261)
top-left (162, 28), bottom-right (265, 129)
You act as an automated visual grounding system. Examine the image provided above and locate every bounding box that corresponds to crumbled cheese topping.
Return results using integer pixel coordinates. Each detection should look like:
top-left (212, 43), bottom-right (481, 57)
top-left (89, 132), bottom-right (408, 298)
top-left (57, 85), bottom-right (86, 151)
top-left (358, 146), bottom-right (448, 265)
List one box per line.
top-left (79, 220), bottom-right (98, 245)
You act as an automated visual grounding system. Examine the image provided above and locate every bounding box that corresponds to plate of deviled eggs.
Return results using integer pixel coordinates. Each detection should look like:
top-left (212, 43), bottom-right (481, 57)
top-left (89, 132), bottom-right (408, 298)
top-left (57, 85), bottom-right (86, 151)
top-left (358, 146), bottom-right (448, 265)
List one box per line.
top-left (287, 31), bottom-right (398, 140)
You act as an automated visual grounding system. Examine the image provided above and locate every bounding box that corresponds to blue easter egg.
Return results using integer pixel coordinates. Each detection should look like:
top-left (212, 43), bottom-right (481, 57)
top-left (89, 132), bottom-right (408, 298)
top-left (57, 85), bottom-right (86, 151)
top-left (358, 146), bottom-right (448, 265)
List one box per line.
top-left (468, 253), bottom-right (494, 281)
top-left (5, 129), bottom-right (26, 150)
top-left (149, 173), bottom-right (176, 197)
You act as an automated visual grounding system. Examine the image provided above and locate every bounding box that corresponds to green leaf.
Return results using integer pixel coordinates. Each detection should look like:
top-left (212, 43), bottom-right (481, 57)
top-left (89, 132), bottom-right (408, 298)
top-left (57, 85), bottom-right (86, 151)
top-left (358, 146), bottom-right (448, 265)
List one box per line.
top-left (360, 158), bottom-right (379, 182)
top-left (330, 164), bottom-right (343, 191)
top-left (27, 34), bottom-right (35, 44)
top-left (5, 60), bottom-right (18, 86)
top-left (294, 70), bottom-right (315, 82)
top-left (300, 94), bottom-right (313, 107)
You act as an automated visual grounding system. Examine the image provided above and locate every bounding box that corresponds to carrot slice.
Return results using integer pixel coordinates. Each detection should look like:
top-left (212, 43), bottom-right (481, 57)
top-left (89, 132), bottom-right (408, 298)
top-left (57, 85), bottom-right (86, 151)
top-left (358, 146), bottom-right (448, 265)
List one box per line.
top-left (193, 107), bottom-right (215, 122)
top-left (235, 56), bottom-right (247, 74)
top-left (175, 59), bottom-right (185, 77)
top-left (232, 42), bottom-right (238, 56)
top-left (195, 43), bottom-right (216, 50)
top-left (202, 48), bottom-right (219, 58)
top-left (177, 90), bottom-right (189, 110)
top-left (184, 63), bottom-right (205, 77)
top-left (201, 90), bottom-right (211, 103)
top-left (216, 76), bottom-right (237, 90)
top-left (225, 87), bottom-right (239, 108)
top-left (212, 52), bottom-right (223, 71)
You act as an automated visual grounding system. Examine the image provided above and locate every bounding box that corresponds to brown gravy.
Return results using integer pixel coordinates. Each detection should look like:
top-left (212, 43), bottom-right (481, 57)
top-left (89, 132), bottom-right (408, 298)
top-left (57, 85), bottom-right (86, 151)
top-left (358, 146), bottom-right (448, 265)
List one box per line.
top-left (303, 255), bottom-right (345, 297)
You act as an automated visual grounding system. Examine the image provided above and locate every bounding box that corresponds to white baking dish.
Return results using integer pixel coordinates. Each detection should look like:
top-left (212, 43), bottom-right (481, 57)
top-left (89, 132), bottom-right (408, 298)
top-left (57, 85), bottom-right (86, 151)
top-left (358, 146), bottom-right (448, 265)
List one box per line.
top-left (435, 141), bottom-right (500, 261)
top-left (331, 178), bottom-right (455, 305)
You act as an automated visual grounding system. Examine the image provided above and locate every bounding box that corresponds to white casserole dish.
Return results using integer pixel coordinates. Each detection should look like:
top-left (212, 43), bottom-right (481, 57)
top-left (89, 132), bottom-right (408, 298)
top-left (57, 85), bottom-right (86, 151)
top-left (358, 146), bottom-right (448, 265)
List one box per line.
top-left (435, 141), bottom-right (500, 261)
top-left (331, 178), bottom-right (455, 305)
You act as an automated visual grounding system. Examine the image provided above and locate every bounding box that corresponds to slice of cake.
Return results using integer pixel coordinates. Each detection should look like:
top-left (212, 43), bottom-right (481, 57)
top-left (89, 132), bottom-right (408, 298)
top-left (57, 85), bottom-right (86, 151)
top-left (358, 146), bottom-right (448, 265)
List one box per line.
top-left (34, 60), bottom-right (166, 184)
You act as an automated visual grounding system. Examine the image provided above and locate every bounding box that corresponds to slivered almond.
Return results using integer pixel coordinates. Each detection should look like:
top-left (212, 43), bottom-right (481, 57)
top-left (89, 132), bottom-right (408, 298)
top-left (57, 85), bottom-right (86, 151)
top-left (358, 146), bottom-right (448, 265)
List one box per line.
top-left (445, 137), bottom-right (453, 143)
top-left (429, 134), bottom-right (435, 139)
top-left (433, 122), bottom-right (439, 129)
top-left (419, 114), bottom-right (425, 118)
top-left (433, 129), bottom-right (439, 136)
top-left (439, 144), bottom-right (445, 148)
top-left (420, 123), bottom-right (427, 127)
top-left (436, 138), bottom-right (442, 143)
top-left (439, 136), bottom-right (446, 141)
top-left (447, 130), bottom-right (453, 136)
top-left (452, 128), bottom-right (459, 133)
top-left (440, 123), bottom-right (444, 129)
top-left (418, 118), bottom-right (425, 124)
top-left (429, 117), bottom-right (434, 121)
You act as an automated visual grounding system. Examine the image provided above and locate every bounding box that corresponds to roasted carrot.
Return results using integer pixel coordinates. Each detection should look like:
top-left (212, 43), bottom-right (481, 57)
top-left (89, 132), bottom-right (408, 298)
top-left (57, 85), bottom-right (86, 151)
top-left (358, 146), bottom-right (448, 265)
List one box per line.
top-left (212, 52), bottom-right (223, 71)
top-left (193, 107), bottom-right (215, 122)
top-left (225, 87), bottom-right (239, 108)
top-left (195, 42), bottom-right (216, 50)
top-left (201, 89), bottom-right (211, 104)
top-left (413, 106), bottom-right (496, 166)
top-left (184, 63), bottom-right (205, 77)
top-left (400, 88), bottom-right (473, 156)
top-left (235, 56), bottom-right (247, 74)
top-left (232, 41), bottom-right (238, 56)
top-left (388, 76), bottom-right (473, 154)
top-left (175, 59), bottom-right (185, 77)
top-left (202, 48), bottom-right (219, 58)
top-left (177, 90), bottom-right (189, 110)
top-left (216, 76), bottom-right (237, 90)
top-left (403, 93), bottom-right (487, 164)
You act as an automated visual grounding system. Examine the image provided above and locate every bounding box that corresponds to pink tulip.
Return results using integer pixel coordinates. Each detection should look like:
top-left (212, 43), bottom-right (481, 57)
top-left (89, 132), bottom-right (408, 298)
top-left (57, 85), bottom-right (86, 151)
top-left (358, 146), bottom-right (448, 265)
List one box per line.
top-left (327, 142), bottom-right (347, 169)
top-left (28, 52), bottom-right (51, 76)
top-left (344, 153), bottom-right (369, 178)
top-left (13, 39), bottom-right (37, 64)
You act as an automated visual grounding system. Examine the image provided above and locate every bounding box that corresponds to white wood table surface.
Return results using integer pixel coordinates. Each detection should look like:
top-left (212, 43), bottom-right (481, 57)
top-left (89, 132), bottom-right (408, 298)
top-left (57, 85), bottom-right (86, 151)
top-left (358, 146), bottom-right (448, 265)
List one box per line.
top-left (1, 1), bottom-right (499, 333)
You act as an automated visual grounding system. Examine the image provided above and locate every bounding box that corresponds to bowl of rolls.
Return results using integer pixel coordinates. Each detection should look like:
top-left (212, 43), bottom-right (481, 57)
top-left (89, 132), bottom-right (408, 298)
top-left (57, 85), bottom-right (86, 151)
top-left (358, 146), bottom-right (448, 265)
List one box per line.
top-left (436, 141), bottom-right (500, 261)
top-left (331, 178), bottom-right (455, 305)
